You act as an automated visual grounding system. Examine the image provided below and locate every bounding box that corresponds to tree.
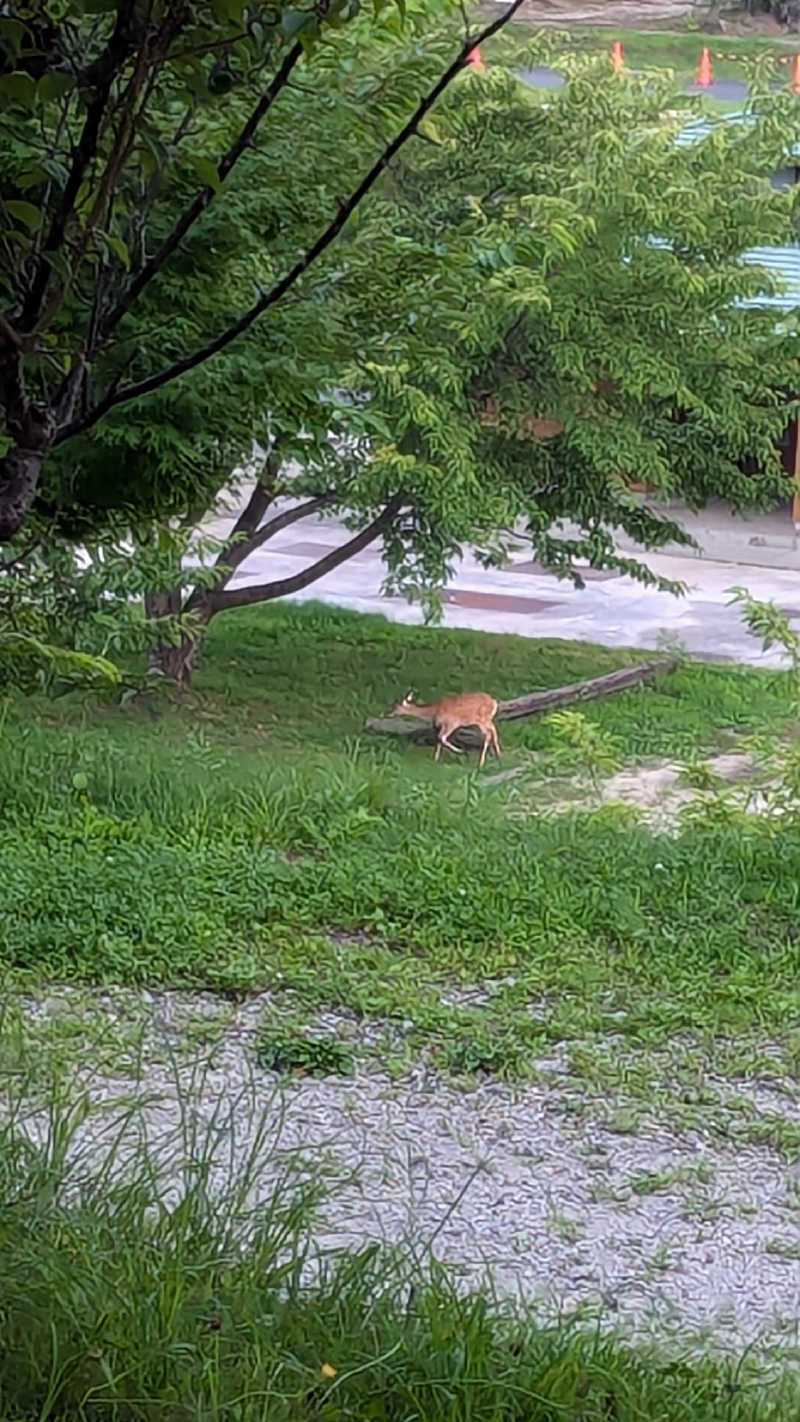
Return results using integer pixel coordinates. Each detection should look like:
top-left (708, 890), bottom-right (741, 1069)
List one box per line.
top-left (3, 7), bottom-right (800, 689)
top-left (87, 60), bottom-right (800, 685)
top-left (0, 0), bottom-right (529, 544)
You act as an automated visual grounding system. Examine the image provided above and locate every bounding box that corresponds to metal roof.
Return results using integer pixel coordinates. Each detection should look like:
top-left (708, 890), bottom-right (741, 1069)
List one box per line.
top-left (674, 106), bottom-right (800, 158)
top-left (737, 245), bottom-right (800, 310)
top-left (672, 111), bottom-right (800, 313)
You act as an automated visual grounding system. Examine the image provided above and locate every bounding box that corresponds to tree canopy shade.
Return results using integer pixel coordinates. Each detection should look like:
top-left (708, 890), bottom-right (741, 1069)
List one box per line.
top-left (2, 1), bottom-right (800, 686)
top-left (0, 0), bottom-right (529, 543)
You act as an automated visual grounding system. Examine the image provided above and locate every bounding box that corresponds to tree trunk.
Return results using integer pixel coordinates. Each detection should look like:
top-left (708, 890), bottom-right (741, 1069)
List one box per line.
top-left (364, 659), bottom-right (679, 749)
top-left (144, 587), bottom-right (211, 690)
top-left (0, 397), bottom-right (55, 543)
top-left (147, 634), bottom-right (200, 688)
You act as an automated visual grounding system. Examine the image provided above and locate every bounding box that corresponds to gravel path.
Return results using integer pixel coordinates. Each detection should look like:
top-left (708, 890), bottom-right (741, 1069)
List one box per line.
top-left (10, 988), bottom-right (800, 1360)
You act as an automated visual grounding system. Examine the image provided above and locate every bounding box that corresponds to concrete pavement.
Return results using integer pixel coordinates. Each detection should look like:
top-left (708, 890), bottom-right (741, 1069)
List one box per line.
top-left (205, 501), bottom-right (800, 665)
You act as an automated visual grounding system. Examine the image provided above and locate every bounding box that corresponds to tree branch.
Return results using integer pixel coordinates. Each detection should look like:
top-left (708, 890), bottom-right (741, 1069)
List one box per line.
top-left (236, 493), bottom-right (336, 558)
top-left (207, 494), bottom-right (403, 612)
top-left (203, 454), bottom-right (284, 589)
top-left (93, 35), bottom-right (310, 350)
top-left (19, 3), bottom-right (142, 331)
top-left (220, 477), bottom-right (276, 554)
top-left (190, 490), bottom-right (338, 610)
top-left (55, 0), bottom-right (529, 443)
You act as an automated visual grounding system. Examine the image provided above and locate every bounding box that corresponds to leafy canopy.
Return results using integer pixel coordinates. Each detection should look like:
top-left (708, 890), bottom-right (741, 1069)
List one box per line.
top-left (0, 0), bottom-right (525, 540)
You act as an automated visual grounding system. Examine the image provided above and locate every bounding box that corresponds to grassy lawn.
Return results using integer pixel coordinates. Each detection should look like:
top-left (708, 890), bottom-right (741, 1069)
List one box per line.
top-left (567, 27), bottom-right (799, 83)
top-left (501, 20), bottom-right (800, 97)
top-left (3, 601), bottom-right (800, 1124)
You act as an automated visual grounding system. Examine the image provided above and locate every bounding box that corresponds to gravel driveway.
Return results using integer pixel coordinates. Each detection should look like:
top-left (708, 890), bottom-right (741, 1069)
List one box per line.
top-left (11, 988), bottom-right (800, 1361)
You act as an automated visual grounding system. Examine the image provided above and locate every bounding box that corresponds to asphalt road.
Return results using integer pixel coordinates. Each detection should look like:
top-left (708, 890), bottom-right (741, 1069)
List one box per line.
top-left (520, 63), bottom-right (753, 100)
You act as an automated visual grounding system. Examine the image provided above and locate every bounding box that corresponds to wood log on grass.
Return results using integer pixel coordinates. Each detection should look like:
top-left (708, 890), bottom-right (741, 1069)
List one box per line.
top-left (365, 659), bottom-right (679, 750)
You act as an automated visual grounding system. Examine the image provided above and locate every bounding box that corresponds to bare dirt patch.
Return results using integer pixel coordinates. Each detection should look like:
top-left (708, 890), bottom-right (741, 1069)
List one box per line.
top-left (504, 0), bottom-right (695, 24)
top-left (506, 751), bottom-right (771, 829)
top-left (489, 1), bottom-right (794, 32)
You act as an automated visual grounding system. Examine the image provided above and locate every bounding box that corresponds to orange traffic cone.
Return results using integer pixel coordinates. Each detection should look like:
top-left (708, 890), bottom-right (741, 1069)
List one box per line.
top-left (611, 40), bottom-right (624, 73)
top-left (696, 46), bottom-right (712, 87)
top-left (466, 46), bottom-right (482, 68)
top-left (793, 52), bottom-right (800, 93)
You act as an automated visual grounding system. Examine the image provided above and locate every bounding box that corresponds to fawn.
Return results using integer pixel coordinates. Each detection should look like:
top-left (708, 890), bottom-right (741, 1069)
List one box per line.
top-left (387, 690), bottom-right (500, 768)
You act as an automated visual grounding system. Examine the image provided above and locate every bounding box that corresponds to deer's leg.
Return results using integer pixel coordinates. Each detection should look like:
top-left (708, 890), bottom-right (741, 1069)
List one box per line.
top-left (439, 723), bottom-right (463, 755)
top-left (479, 728), bottom-right (491, 768)
top-left (491, 723), bottom-right (501, 758)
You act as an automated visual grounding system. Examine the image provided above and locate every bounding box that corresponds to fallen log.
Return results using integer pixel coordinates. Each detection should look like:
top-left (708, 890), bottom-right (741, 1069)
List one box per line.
top-left (365, 659), bottom-right (678, 750)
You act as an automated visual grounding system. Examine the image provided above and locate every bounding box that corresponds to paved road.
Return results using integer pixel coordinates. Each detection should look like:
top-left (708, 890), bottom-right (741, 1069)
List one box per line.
top-left (522, 63), bottom-right (756, 101)
top-left (205, 501), bottom-right (800, 665)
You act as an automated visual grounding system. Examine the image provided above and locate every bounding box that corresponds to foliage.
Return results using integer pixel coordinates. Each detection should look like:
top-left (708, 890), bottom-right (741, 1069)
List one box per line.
top-left (78, 55), bottom-right (800, 600)
top-left (0, 627), bottom-right (121, 696)
top-left (0, 0), bottom-right (525, 542)
top-left (673, 589), bottom-right (800, 832)
top-left (256, 1021), bottom-right (355, 1076)
top-left (544, 710), bottom-right (623, 794)
top-left (3, 603), bottom-right (800, 1085)
top-left (0, 1086), bottom-right (796, 1421)
top-left (4, 1), bottom-right (800, 687)
top-left (63, 59), bottom-right (800, 682)
top-left (0, 516), bottom-right (226, 693)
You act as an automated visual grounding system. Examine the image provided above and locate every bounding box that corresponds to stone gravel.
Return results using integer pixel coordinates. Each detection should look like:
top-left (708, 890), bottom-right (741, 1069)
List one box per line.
top-left (9, 987), bottom-right (800, 1359)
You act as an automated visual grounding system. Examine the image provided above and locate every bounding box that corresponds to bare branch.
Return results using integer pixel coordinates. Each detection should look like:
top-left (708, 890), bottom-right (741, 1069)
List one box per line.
top-left (240, 493), bottom-right (336, 555)
top-left (219, 479), bottom-right (276, 554)
top-left (19, 3), bottom-right (143, 331)
top-left (208, 494), bottom-right (403, 612)
top-left (55, 0), bottom-right (529, 442)
top-left (92, 35), bottom-right (311, 350)
top-left (205, 455), bottom-right (284, 584)
top-left (188, 490), bottom-right (338, 610)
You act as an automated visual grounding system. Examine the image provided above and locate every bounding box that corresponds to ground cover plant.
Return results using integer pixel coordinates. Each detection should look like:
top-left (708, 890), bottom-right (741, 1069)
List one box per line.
top-left (0, 1084), bottom-right (798, 1422)
top-left (2, 601), bottom-right (800, 1105)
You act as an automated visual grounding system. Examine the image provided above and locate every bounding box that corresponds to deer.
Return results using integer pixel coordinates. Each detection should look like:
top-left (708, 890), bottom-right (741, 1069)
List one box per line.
top-left (387, 690), bottom-right (500, 768)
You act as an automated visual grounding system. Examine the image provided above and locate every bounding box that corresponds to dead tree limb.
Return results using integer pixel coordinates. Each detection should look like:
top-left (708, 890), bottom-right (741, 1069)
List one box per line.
top-left (365, 659), bottom-right (679, 750)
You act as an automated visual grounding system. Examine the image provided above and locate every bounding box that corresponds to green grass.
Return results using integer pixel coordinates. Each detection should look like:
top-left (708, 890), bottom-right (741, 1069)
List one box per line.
top-left (502, 19), bottom-right (800, 101)
top-left (567, 28), bottom-right (798, 83)
top-left (2, 601), bottom-right (800, 1095)
top-left (1, 1088), bottom-right (797, 1421)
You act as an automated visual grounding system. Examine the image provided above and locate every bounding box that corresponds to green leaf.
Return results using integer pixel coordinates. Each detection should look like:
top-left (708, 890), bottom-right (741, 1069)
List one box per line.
top-left (105, 234), bottom-right (131, 270)
top-left (41, 157), bottom-right (70, 187)
top-left (15, 164), bottom-right (48, 192)
top-left (281, 7), bottom-right (314, 38)
top-left (137, 147), bottom-right (159, 181)
top-left (72, 772), bottom-right (89, 791)
top-left (211, 0), bottom-right (246, 19)
top-left (0, 18), bottom-right (27, 59)
top-left (0, 70), bottom-right (36, 107)
top-left (37, 71), bottom-right (76, 103)
top-left (189, 155), bottom-right (222, 194)
top-left (4, 200), bottom-right (42, 232)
